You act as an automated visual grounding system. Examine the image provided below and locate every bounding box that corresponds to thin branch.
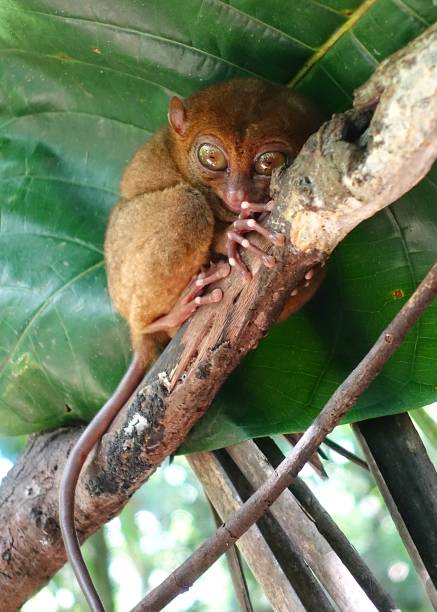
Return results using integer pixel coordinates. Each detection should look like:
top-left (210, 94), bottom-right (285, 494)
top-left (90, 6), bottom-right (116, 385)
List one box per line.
top-left (283, 433), bottom-right (328, 478)
top-left (187, 453), bottom-right (306, 611)
top-left (207, 500), bottom-right (253, 612)
top-left (224, 442), bottom-right (376, 611)
top-left (135, 263), bottom-right (437, 611)
top-left (256, 437), bottom-right (397, 612)
top-left (323, 437), bottom-right (369, 471)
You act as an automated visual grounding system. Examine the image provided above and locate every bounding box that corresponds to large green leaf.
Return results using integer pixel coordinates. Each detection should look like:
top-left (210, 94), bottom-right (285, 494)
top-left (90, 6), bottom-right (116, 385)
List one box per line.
top-left (0, 0), bottom-right (435, 444)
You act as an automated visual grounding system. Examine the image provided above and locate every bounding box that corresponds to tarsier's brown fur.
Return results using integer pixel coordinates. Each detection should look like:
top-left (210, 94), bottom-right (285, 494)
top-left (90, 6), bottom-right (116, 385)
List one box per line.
top-left (105, 78), bottom-right (323, 365)
top-left (62, 79), bottom-right (325, 611)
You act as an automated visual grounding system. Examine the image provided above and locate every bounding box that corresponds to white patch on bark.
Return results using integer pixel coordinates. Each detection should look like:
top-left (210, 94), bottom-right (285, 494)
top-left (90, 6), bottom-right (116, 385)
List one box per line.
top-left (124, 414), bottom-right (149, 437)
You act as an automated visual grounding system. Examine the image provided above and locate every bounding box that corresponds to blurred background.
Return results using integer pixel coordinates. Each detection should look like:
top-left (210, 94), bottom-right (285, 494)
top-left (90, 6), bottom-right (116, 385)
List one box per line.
top-left (1, 405), bottom-right (434, 612)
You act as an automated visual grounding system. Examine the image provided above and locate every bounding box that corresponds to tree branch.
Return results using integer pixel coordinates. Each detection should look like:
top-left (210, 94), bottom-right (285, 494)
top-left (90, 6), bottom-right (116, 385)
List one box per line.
top-left (188, 452), bottom-right (307, 611)
top-left (136, 262), bottom-right (436, 612)
top-left (256, 437), bottom-right (396, 611)
top-left (224, 441), bottom-right (385, 611)
top-left (0, 23), bottom-right (435, 608)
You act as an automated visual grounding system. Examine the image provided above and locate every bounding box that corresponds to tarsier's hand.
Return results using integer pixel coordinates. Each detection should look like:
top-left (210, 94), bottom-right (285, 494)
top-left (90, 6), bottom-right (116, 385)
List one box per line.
top-left (226, 200), bottom-right (285, 280)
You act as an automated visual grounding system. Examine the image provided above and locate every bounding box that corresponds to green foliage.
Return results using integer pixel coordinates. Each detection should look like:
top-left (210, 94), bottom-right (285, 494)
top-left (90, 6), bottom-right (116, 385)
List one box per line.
top-left (0, 1), bottom-right (436, 450)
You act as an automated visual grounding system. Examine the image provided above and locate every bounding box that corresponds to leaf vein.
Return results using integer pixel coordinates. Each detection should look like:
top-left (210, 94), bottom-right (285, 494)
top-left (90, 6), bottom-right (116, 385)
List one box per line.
top-left (1, 10), bottom-right (261, 78)
top-left (0, 107), bottom-right (151, 134)
top-left (385, 207), bottom-right (419, 381)
top-left (0, 232), bottom-right (103, 255)
top-left (0, 173), bottom-right (118, 197)
top-left (0, 260), bottom-right (104, 377)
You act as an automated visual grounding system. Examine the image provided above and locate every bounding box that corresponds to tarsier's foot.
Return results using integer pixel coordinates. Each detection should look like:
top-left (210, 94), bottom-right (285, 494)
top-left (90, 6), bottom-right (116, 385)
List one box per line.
top-left (227, 202), bottom-right (285, 280)
top-left (277, 264), bottom-right (325, 322)
top-left (290, 268), bottom-right (316, 296)
top-left (183, 260), bottom-right (231, 305)
top-left (144, 261), bottom-right (230, 335)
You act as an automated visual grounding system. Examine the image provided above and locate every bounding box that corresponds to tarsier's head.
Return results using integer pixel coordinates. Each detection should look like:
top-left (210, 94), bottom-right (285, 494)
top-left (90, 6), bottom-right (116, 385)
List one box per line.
top-left (167, 78), bottom-right (323, 217)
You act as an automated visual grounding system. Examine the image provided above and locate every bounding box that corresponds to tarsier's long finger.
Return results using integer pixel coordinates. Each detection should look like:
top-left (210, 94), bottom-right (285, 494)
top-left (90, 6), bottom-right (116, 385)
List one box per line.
top-left (182, 280), bottom-right (206, 304)
top-left (227, 231), bottom-right (276, 269)
top-left (195, 261), bottom-right (230, 288)
top-left (194, 288), bottom-right (223, 306)
top-left (227, 237), bottom-right (251, 280)
top-left (240, 200), bottom-right (275, 216)
top-left (182, 261), bottom-right (230, 304)
top-left (232, 218), bottom-right (285, 247)
top-left (146, 266), bottom-right (227, 333)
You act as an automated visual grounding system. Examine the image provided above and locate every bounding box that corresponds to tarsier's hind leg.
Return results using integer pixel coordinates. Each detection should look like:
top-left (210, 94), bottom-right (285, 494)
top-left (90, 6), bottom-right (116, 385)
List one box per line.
top-left (143, 261), bottom-right (230, 335)
top-left (104, 183), bottom-right (226, 358)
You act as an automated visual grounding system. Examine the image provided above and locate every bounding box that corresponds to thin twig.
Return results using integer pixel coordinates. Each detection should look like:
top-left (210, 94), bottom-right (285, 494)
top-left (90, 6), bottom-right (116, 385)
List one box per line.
top-left (256, 437), bottom-right (397, 612)
top-left (207, 500), bottom-right (253, 612)
top-left (323, 437), bottom-right (369, 471)
top-left (134, 263), bottom-right (437, 611)
top-left (225, 442), bottom-right (376, 611)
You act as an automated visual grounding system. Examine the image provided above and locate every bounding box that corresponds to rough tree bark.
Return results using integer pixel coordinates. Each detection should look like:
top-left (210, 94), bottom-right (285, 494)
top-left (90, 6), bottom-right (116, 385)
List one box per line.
top-left (0, 23), bottom-right (435, 609)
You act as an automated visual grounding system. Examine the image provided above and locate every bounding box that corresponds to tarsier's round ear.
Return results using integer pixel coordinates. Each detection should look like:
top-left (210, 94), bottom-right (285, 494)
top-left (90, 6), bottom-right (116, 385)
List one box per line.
top-left (168, 96), bottom-right (187, 135)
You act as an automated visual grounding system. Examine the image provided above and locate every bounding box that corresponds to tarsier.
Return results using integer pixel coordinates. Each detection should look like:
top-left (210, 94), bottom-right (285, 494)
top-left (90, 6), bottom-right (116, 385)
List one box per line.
top-left (60, 78), bottom-right (324, 611)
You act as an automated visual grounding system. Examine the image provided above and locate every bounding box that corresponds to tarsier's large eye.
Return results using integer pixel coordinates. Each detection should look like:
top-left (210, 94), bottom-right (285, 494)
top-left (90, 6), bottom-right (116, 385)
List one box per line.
top-left (255, 151), bottom-right (287, 176)
top-left (197, 143), bottom-right (228, 171)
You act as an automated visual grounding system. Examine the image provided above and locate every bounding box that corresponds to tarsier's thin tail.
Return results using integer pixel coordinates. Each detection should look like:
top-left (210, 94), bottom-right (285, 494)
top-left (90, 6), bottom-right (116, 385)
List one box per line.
top-left (133, 331), bottom-right (166, 368)
top-left (59, 351), bottom-right (147, 612)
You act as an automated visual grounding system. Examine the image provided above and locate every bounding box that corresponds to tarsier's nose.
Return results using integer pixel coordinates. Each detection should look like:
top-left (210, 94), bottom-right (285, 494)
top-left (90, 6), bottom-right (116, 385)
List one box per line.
top-left (226, 189), bottom-right (248, 211)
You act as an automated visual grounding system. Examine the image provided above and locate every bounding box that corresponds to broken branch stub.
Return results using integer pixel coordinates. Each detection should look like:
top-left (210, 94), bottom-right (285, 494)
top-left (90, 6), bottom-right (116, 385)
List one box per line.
top-left (270, 22), bottom-right (437, 255)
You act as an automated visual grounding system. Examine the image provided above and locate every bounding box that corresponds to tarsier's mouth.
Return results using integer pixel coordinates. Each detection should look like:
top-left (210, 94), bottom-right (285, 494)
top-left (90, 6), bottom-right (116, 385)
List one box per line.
top-left (223, 200), bottom-right (244, 213)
